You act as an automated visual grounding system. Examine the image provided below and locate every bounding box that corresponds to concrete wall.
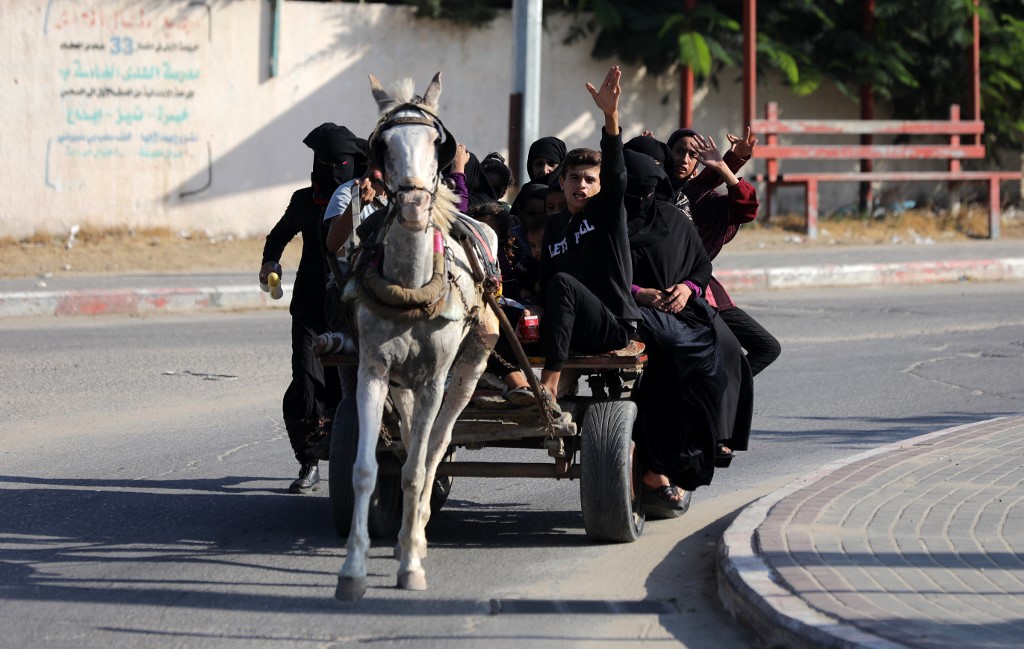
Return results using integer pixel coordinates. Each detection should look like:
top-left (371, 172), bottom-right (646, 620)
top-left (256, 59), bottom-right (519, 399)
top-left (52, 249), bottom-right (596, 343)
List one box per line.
top-left (5, 0), bottom-right (997, 240)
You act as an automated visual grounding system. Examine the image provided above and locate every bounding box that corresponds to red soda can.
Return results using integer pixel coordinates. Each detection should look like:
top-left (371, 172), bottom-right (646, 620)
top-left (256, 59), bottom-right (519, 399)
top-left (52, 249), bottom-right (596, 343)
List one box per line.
top-left (517, 314), bottom-right (540, 343)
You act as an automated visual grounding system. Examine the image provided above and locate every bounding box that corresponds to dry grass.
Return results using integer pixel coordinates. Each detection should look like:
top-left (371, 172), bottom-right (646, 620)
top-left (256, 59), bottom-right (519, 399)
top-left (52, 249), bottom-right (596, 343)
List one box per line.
top-left (1, 206), bottom-right (1020, 279)
top-left (747, 205), bottom-right (1024, 246)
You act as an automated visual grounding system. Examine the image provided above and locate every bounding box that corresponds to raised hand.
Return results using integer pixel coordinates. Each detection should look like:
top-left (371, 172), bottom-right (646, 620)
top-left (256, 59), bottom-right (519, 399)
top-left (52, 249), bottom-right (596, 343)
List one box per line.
top-left (693, 134), bottom-right (725, 169)
top-left (586, 65), bottom-right (622, 116)
top-left (452, 143), bottom-right (469, 173)
top-left (726, 126), bottom-right (758, 159)
top-left (693, 134), bottom-right (740, 186)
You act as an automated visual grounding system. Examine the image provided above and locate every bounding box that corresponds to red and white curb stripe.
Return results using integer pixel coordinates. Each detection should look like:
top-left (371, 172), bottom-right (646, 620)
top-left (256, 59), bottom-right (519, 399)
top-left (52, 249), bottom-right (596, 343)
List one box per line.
top-left (1, 257), bottom-right (1021, 318)
top-left (0, 284), bottom-right (292, 318)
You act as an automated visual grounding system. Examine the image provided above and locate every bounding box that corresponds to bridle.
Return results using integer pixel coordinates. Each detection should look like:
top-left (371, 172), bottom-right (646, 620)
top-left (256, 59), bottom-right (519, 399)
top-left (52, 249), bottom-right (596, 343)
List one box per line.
top-left (368, 102), bottom-right (454, 229)
top-left (355, 102), bottom-right (457, 320)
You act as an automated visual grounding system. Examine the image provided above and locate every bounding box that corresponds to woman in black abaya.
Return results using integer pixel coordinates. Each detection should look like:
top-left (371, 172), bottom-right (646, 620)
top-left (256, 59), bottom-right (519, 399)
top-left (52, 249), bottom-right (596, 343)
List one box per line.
top-left (624, 151), bottom-right (752, 514)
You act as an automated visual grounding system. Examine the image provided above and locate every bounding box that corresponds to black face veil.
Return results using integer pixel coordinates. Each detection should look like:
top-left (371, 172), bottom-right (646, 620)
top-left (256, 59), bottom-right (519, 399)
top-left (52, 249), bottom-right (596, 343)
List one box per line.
top-left (303, 123), bottom-right (368, 197)
top-left (624, 150), bottom-right (676, 248)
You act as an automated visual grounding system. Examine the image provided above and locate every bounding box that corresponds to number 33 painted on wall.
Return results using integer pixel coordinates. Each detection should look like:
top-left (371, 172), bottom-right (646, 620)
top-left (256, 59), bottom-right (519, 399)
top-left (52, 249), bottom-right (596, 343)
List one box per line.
top-left (109, 36), bottom-right (134, 56)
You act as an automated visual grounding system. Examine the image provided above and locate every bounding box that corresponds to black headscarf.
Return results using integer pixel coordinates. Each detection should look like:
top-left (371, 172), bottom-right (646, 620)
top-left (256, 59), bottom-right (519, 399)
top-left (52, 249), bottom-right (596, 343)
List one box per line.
top-left (463, 151), bottom-right (498, 208)
top-left (624, 150), bottom-right (671, 249)
top-left (481, 152), bottom-right (514, 195)
top-left (510, 182), bottom-right (550, 222)
top-left (625, 150), bottom-right (710, 293)
top-left (525, 136), bottom-right (567, 185)
top-left (626, 146), bottom-right (675, 202)
top-left (303, 123), bottom-right (368, 199)
top-left (625, 135), bottom-right (674, 171)
top-left (665, 128), bottom-right (698, 152)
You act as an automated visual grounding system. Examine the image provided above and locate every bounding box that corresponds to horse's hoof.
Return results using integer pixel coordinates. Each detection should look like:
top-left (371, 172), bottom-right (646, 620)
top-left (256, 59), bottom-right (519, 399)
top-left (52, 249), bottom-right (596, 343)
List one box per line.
top-left (397, 570), bottom-right (427, 591)
top-left (335, 576), bottom-right (368, 601)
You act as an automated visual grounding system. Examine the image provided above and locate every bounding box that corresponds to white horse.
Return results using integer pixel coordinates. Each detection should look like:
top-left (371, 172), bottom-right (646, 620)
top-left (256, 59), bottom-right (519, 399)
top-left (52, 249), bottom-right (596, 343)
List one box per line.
top-left (336, 72), bottom-right (500, 601)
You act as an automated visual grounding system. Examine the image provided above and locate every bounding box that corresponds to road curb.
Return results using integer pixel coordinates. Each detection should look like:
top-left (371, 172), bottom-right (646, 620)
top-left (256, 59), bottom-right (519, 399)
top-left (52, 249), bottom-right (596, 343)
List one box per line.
top-left (1, 258), bottom-right (1021, 318)
top-left (715, 417), bottom-right (1009, 649)
top-left (719, 257), bottom-right (1024, 291)
top-left (0, 284), bottom-right (291, 318)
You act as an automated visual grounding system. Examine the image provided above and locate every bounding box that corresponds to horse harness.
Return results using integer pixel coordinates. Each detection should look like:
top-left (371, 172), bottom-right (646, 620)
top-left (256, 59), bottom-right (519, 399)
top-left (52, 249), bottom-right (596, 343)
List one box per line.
top-left (355, 103), bottom-right (499, 323)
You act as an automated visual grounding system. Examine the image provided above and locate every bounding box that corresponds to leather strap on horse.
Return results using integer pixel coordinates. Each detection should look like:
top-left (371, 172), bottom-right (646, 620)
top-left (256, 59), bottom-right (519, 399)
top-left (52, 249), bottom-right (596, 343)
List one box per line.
top-left (451, 213), bottom-right (501, 285)
top-left (358, 230), bottom-right (449, 323)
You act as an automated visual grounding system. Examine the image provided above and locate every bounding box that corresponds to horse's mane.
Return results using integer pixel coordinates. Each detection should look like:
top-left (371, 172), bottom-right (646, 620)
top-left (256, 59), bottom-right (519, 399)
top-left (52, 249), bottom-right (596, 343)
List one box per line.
top-left (431, 184), bottom-right (457, 234)
top-left (377, 79), bottom-right (439, 118)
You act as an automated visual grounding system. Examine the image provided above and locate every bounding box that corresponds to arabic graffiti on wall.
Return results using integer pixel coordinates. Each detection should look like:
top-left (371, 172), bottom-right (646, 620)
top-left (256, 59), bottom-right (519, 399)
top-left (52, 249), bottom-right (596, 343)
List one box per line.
top-left (46, 3), bottom-right (209, 183)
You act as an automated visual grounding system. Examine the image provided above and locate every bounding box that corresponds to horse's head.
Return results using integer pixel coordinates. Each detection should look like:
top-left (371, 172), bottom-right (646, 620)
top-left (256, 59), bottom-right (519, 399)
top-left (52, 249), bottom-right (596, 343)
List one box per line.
top-left (368, 72), bottom-right (456, 232)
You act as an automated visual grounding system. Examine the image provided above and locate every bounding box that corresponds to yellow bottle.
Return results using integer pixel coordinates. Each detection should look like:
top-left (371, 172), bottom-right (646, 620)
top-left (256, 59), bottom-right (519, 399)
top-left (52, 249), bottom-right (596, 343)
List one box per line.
top-left (267, 272), bottom-right (284, 300)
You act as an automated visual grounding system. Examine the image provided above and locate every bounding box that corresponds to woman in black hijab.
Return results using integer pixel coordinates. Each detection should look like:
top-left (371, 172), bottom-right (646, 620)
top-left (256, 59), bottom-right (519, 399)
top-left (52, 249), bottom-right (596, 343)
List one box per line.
top-left (462, 151), bottom-right (499, 208)
top-left (623, 150), bottom-right (752, 515)
top-left (524, 136), bottom-right (567, 187)
top-left (624, 134), bottom-right (675, 170)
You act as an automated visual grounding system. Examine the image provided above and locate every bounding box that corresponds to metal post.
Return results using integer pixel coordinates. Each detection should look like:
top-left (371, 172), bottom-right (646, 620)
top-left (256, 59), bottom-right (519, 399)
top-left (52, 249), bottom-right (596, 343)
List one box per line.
top-left (679, 0), bottom-right (696, 129)
top-left (511, 0), bottom-right (542, 186)
top-left (269, 0), bottom-right (281, 79)
top-left (859, 0), bottom-right (876, 216)
top-left (969, 0), bottom-right (981, 146)
top-left (742, 0), bottom-right (756, 129)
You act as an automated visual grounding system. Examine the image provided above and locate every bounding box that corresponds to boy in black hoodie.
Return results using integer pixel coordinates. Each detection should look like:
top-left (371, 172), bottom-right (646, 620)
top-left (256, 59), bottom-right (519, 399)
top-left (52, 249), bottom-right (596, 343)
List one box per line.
top-left (533, 66), bottom-right (640, 401)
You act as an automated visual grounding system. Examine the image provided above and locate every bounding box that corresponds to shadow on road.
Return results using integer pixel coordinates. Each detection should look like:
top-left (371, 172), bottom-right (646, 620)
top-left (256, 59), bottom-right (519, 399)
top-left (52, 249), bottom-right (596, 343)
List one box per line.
top-left (0, 473), bottom-right (591, 614)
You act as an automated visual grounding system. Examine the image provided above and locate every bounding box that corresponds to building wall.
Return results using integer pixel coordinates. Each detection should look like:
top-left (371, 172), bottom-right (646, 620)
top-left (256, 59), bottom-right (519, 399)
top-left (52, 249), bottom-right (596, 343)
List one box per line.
top-left (4, 0), bottom-right (996, 239)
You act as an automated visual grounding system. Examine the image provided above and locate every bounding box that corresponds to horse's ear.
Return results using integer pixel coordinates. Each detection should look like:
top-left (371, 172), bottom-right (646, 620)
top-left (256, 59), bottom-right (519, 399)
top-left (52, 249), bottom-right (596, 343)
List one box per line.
top-left (422, 72), bottom-right (442, 109)
top-left (369, 74), bottom-right (391, 111)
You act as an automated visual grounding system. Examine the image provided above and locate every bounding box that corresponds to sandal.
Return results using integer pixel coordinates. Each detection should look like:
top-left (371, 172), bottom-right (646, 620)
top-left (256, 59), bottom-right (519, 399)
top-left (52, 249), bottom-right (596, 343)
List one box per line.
top-left (471, 393), bottom-right (512, 410)
top-left (504, 385), bottom-right (535, 407)
top-left (640, 484), bottom-right (689, 512)
top-left (715, 443), bottom-right (735, 468)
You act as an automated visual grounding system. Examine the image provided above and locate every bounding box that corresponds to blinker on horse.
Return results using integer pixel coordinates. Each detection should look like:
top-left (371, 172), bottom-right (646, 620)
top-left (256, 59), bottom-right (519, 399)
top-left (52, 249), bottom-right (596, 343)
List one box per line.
top-left (335, 72), bottom-right (500, 601)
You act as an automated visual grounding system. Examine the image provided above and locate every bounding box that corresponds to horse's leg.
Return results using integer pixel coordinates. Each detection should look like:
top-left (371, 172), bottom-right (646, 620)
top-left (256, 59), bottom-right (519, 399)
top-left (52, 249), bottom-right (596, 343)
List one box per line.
top-left (396, 377), bottom-right (445, 591)
top-left (336, 366), bottom-right (389, 602)
top-left (415, 318), bottom-right (499, 530)
top-left (391, 387), bottom-right (415, 448)
top-left (390, 387), bottom-right (414, 562)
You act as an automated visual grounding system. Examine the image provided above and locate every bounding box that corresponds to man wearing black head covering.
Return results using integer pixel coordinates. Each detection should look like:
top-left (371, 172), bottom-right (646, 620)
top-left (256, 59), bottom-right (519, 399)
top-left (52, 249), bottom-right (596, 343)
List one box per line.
top-left (623, 149), bottom-right (752, 512)
top-left (260, 122), bottom-right (367, 494)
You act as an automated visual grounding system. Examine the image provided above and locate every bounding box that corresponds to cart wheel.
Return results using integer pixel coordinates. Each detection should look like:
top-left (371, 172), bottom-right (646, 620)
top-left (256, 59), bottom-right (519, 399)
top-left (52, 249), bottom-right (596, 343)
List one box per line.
top-left (430, 447), bottom-right (456, 513)
top-left (579, 400), bottom-right (645, 543)
top-left (329, 397), bottom-right (403, 539)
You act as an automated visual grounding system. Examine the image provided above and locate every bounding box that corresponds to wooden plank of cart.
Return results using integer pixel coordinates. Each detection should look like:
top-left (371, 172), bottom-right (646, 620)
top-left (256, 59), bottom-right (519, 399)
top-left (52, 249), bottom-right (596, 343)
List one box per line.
top-left (319, 341), bottom-right (650, 544)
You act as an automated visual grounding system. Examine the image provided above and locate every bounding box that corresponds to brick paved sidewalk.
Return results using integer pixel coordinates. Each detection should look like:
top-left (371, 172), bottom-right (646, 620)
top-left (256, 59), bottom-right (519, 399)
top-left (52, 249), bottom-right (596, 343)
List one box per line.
top-left (719, 416), bottom-right (1024, 649)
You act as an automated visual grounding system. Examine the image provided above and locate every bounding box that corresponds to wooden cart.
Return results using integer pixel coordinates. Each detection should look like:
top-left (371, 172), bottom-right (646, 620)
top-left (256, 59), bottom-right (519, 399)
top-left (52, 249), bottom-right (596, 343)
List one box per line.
top-left (319, 343), bottom-right (652, 544)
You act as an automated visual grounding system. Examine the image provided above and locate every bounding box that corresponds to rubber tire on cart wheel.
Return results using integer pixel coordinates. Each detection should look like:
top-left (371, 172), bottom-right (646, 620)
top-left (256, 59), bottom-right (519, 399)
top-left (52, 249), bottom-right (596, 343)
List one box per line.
top-left (579, 400), bottom-right (645, 543)
top-left (329, 397), bottom-right (403, 539)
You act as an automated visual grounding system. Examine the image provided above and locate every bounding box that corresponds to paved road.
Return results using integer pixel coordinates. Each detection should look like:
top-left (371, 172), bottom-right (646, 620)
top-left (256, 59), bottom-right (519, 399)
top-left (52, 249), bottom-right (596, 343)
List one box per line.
top-left (1, 281), bottom-right (1022, 648)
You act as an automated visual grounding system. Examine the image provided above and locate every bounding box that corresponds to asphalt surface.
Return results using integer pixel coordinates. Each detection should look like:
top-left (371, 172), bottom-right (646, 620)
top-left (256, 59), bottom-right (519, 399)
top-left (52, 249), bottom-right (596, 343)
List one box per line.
top-left (2, 237), bottom-right (1023, 648)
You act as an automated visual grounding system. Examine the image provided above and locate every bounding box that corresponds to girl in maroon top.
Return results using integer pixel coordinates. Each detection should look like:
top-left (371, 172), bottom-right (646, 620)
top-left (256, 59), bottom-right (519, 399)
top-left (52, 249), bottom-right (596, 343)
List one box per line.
top-left (667, 128), bottom-right (781, 380)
